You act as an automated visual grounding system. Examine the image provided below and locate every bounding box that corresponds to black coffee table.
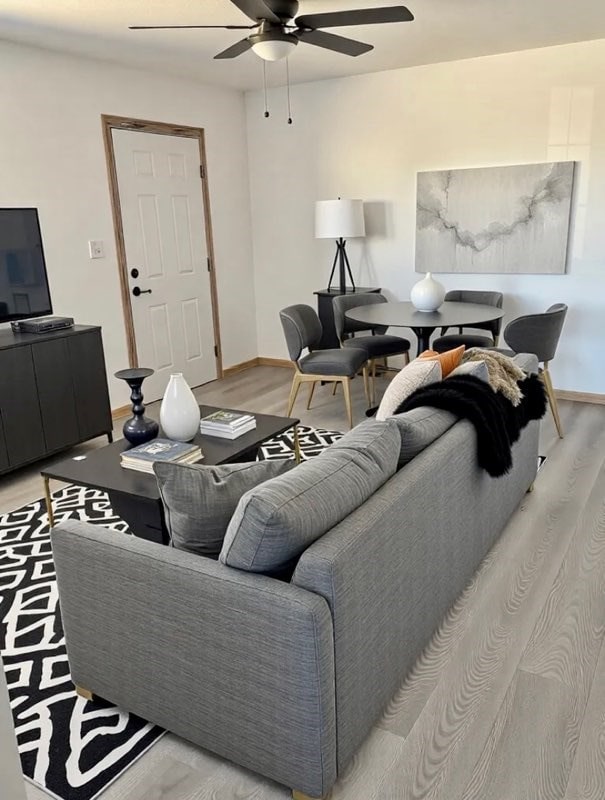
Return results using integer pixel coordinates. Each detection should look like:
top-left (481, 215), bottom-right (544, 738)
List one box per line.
top-left (41, 406), bottom-right (300, 544)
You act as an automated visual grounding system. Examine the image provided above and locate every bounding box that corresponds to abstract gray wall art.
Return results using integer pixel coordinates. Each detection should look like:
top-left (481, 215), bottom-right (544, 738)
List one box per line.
top-left (415, 161), bottom-right (575, 274)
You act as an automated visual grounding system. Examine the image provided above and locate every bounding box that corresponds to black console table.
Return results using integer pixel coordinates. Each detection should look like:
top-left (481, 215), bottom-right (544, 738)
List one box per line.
top-left (314, 287), bottom-right (381, 349)
top-left (0, 325), bottom-right (113, 475)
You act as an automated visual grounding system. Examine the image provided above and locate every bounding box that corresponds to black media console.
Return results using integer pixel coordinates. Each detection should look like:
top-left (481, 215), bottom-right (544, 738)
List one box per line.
top-left (0, 325), bottom-right (113, 475)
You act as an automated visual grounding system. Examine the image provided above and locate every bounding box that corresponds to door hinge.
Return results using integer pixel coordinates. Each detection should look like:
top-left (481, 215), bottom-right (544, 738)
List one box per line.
top-left (199, 164), bottom-right (205, 180)
top-left (207, 257), bottom-right (211, 272)
top-left (214, 345), bottom-right (218, 358)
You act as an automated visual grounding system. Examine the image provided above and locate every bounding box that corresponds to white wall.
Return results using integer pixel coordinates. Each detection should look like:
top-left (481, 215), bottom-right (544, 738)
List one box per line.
top-left (1, 41), bottom-right (257, 407)
top-left (246, 39), bottom-right (605, 394)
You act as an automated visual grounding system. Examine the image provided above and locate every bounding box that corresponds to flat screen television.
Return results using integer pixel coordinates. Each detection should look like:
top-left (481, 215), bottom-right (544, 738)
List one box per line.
top-left (0, 208), bottom-right (52, 323)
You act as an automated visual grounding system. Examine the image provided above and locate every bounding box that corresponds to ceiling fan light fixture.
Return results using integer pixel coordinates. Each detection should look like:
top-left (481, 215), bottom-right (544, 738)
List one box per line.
top-left (250, 31), bottom-right (298, 61)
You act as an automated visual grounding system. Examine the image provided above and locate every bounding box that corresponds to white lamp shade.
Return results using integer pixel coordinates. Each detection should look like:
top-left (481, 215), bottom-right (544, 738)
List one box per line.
top-left (251, 39), bottom-right (297, 61)
top-left (315, 199), bottom-right (365, 239)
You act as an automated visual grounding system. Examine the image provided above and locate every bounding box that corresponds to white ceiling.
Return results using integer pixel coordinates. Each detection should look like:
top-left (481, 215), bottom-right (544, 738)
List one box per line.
top-left (2, 0), bottom-right (605, 91)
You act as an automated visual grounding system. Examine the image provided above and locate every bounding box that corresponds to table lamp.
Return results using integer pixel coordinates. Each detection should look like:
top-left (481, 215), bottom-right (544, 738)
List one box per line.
top-left (315, 199), bottom-right (365, 293)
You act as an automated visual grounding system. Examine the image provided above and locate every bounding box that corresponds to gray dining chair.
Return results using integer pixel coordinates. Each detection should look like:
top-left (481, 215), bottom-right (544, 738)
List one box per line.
top-left (332, 293), bottom-right (411, 404)
top-left (501, 303), bottom-right (568, 438)
top-left (431, 290), bottom-right (504, 352)
top-left (279, 304), bottom-right (370, 429)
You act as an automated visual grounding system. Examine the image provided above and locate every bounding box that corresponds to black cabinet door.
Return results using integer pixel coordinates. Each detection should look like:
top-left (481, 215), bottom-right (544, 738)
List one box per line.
top-left (32, 338), bottom-right (80, 453)
top-left (0, 412), bottom-right (9, 473)
top-left (0, 347), bottom-right (46, 467)
top-left (67, 331), bottom-right (112, 441)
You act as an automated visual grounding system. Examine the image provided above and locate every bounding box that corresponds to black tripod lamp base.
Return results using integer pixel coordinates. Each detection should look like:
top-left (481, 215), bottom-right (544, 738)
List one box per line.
top-left (327, 238), bottom-right (356, 294)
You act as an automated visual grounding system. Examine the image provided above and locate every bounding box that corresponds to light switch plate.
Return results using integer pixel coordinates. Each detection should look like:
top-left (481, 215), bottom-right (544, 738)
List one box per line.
top-left (88, 240), bottom-right (104, 259)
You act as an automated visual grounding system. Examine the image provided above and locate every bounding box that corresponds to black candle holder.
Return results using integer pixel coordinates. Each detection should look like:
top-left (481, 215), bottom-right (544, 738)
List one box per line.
top-left (114, 367), bottom-right (159, 445)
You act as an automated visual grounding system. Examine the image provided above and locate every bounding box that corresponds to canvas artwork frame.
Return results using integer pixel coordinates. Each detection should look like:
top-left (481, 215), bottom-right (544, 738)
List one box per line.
top-left (415, 161), bottom-right (576, 274)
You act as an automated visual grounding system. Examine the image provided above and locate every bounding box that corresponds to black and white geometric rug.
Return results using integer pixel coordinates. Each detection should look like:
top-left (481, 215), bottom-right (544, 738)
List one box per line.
top-left (0, 425), bottom-right (341, 800)
top-left (259, 424), bottom-right (343, 461)
top-left (0, 488), bottom-right (164, 800)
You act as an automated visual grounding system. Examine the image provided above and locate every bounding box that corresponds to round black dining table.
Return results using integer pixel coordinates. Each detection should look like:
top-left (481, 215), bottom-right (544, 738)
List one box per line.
top-left (345, 301), bottom-right (505, 356)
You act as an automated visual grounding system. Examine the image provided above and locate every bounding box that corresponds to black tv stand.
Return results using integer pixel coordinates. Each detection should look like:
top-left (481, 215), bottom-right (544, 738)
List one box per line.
top-left (0, 325), bottom-right (113, 475)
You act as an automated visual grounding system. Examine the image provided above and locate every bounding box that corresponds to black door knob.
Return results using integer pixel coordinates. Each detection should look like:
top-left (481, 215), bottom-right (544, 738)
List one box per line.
top-left (132, 286), bottom-right (152, 297)
top-left (130, 268), bottom-right (139, 279)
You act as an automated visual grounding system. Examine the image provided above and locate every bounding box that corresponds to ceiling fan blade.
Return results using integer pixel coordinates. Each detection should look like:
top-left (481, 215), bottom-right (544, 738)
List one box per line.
top-left (296, 6), bottom-right (413, 29)
top-left (214, 37), bottom-right (253, 59)
top-left (296, 29), bottom-right (372, 56)
top-left (229, 0), bottom-right (282, 24)
top-left (129, 24), bottom-right (256, 30)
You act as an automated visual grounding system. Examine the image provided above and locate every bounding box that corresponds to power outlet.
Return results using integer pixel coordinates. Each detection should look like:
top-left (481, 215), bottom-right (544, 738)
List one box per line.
top-left (88, 240), bottom-right (104, 259)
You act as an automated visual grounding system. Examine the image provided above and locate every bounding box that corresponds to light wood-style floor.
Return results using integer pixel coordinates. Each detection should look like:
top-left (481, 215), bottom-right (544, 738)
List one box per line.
top-left (2, 366), bottom-right (604, 800)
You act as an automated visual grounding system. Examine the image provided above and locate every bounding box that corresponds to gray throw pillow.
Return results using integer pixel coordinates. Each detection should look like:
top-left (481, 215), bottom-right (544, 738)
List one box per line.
top-left (154, 459), bottom-right (293, 557)
top-left (448, 360), bottom-right (490, 382)
top-left (220, 420), bottom-right (400, 575)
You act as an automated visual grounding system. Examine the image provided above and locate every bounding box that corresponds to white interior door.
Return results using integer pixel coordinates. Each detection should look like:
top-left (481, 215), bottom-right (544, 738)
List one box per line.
top-left (112, 128), bottom-right (217, 402)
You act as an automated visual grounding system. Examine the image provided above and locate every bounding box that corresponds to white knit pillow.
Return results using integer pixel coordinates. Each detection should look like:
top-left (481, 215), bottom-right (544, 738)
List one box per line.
top-left (376, 359), bottom-right (442, 421)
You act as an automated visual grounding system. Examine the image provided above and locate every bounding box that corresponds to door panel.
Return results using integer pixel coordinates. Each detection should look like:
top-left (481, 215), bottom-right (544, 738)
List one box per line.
top-left (182, 298), bottom-right (203, 361)
top-left (149, 304), bottom-right (174, 370)
top-left (112, 129), bottom-right (217, 401)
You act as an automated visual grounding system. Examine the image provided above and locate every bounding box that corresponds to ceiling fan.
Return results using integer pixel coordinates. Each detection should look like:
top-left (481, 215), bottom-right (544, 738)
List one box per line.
top-left (130, 0), bottom-right (414, 62)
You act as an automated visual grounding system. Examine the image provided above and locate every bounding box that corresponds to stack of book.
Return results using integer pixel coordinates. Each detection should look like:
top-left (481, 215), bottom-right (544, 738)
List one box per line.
top-left (199, 410), bottom-right (256, 439)
top-left (120, 438), bottom-right (203, 473)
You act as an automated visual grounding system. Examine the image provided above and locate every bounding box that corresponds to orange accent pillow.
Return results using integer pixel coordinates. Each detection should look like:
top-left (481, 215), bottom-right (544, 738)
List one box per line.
top-left (418, 345), bottom-right (465, 377)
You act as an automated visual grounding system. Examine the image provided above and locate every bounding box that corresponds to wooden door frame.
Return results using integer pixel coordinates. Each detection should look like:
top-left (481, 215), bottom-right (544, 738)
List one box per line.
top-left (101, 114), bottom-right (223, 379)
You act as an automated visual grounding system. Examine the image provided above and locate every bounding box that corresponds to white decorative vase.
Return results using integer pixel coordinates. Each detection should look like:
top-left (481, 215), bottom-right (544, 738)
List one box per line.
top-left (410, 272), bottom-right (446, 312)
top-left (160, 373), bottom-right (201, 442)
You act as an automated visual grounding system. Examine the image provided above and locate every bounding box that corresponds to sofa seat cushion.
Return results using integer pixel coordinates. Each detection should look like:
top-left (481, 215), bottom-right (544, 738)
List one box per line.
top-left (432, 333), bottom-right (494, 352)
top-left (299, 347), bottom-right (367, 377)
top-left (220, 419), bottom-right (400, 575)
top-left (343, 334), bottom-right (410, 357)
top-left (154, 459), bottom-right (293, 558)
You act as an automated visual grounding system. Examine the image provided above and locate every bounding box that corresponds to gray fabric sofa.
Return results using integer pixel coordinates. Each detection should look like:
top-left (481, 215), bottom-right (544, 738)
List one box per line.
top-left (51, 354), bottom-right (539, 800)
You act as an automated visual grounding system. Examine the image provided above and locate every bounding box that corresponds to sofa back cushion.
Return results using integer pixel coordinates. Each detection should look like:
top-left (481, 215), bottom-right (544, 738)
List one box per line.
top-left (391, 407), bottom-right (458, 468)
top-left (220, 419), bottom-right (400, 575)
top-left (154, 459), bottom-right (292, 558)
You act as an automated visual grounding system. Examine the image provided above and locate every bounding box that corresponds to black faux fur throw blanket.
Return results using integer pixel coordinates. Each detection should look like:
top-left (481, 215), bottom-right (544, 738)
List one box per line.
top-left (395, 373), bottom-right (547, 477)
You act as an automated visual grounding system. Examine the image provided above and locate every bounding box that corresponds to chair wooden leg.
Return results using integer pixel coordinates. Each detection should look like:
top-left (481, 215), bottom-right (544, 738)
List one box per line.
top-left (541, 364), bottom-right (564, 439)
top-left (292, 791), bottom-right (327, 800)
top-left (332, 381), bottom-right (338, 396)
top-left (342, 378), bottom-right (354, 429)
top-left (75, 685), bottom-right (93, 701)
top-left (372, 359), bottom-right (377, 405)
top-left (362, 364), bottom-right (371, 406)
top-left (307, 381), bottom-right (317, 410)
top-left (287, 373), bottom-right (302, 417)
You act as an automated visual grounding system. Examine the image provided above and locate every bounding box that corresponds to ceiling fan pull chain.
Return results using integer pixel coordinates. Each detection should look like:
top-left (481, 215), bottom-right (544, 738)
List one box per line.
top-left (263, 60), bottom-right (270, 118)
top-left (286, 57), bottom-right (293, 125)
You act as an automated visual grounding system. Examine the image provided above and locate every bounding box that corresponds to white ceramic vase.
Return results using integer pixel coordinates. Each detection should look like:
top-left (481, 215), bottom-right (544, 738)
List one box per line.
top-left (159, 373), bottom-right (200, 442)
top-left (410, 272), bottom-right (446, 312)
